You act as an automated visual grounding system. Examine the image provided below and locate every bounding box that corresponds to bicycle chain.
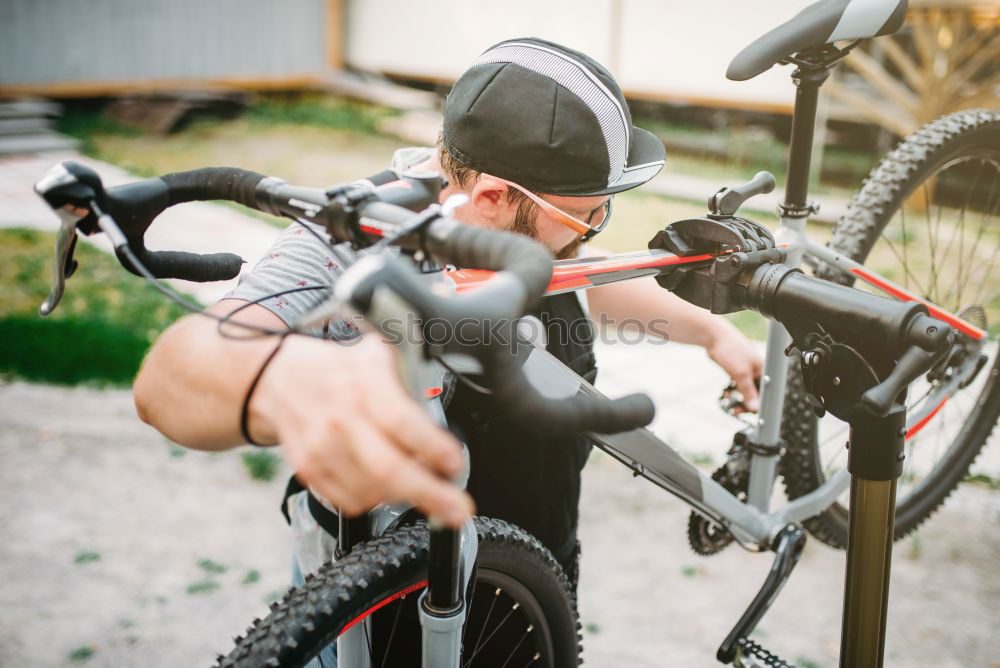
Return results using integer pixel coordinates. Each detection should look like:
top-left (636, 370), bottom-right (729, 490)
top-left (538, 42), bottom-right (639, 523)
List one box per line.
top-left (687, 446), bottom-right (750, 555)
top-left (733, 638), bottom-right (795, 667)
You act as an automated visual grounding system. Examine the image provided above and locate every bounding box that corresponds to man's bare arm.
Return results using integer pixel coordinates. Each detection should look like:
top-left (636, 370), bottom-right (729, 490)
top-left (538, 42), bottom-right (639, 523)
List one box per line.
top-left (133, 299), bottom-right (473, 524)
top-left (587, 271), bottom-right (763, 410)
top-left (133, 300), bottom-right (285, 450)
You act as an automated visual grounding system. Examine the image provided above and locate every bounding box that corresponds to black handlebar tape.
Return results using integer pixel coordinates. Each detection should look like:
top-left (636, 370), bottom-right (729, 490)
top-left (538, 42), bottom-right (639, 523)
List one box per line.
top-left (115, 247), bottom-right (244, 283)
top-left (101, 175), bottom-right (247, 282)
top-left (160, 167), bottom-right (267, 209)
top-left (424, 218), bottom-right (554, 309)
top-left (485, 350), bottom-right (656, 434)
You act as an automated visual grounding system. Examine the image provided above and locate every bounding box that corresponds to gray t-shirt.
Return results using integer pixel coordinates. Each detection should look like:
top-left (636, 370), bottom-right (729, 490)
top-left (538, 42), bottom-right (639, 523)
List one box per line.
top-left (223, 146), bottom-right (434, 334)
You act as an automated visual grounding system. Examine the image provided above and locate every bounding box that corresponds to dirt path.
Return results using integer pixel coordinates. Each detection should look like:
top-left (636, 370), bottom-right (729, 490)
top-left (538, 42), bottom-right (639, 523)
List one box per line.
top-left (2, 380), bottom-right (998, 667)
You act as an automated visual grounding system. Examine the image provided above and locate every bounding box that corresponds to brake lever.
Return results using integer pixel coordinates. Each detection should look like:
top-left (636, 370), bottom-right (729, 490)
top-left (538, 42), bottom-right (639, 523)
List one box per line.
top-left (35, 162), bottom-right (103, 315)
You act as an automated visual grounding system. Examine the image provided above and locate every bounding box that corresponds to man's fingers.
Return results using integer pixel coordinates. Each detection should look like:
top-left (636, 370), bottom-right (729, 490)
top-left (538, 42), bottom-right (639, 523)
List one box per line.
top-left (736, 371), bottom-right (760, 412)
top-left (348, 420), bottom-right (474, 527)
top-left (386, 457), bottom-right (475, 527)
top-left (363, 370), bottom-right (464, 478)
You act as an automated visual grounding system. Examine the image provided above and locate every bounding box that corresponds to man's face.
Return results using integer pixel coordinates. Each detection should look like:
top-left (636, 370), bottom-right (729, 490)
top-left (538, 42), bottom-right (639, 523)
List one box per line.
top-left (503, 192), bottom-right (611, 259)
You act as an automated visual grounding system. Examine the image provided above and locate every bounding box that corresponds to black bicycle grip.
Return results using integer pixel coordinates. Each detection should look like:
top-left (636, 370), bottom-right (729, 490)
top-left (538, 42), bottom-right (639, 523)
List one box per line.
top-left (102, 177), bottom-right (245, 282)
top-left (486, 350), bottom-right (656, 435)
top-left (159, 167), bottom-right (267, 208)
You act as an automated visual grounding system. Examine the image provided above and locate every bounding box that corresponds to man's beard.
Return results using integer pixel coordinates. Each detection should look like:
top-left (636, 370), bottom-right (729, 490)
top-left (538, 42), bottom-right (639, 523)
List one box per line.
top-left (512, 199), bottom-right (581, 260)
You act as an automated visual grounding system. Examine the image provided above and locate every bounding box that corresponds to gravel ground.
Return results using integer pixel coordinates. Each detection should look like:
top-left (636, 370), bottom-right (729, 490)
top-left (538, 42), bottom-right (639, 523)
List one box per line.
top-left (1, 380), bottom-right (998, 668)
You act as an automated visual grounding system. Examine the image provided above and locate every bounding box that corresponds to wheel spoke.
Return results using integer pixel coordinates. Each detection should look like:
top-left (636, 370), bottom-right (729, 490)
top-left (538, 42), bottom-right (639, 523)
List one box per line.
top-left (379, 596), bottom-right (406, 668)
top-left (463, 603), bottom-right (520, 667)
top-left (923, 182), bottom-right (941, 301)
top-left (879, 227), bottom-right (929, 296)
top-left (364, 618), bottom-right (374, 662)
top-left (938, 159), bottom-right (984, 271)
top-left (469, 587), bottom-right (501, 662)
top-left (963, 170), bottom-right (1000, 306)
top-left (500, 625), bottom-right (533, 668)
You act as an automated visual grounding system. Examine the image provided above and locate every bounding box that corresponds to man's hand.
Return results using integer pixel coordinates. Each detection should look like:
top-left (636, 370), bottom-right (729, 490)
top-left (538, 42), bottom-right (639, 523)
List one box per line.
top-left (249, 334), bottom-right (474, 527)
top-left (706, 320), bottom-right (764, 412)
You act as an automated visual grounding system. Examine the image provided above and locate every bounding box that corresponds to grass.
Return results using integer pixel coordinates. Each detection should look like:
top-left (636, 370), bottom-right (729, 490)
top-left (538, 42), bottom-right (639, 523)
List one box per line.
top-left (244, 94), bottom-right (399, 135)
top-left (186, 580), bottom-right (220, 595)
top-left (241, 450), bottom-right (282, 482)
top-left (73, 551), bottom-right (101, 564)
top-left (0, 228), bottom-right (189, 386)
top-left (61, 95), bottom-right (406, 189)
top-left (965, 473), bottom-right (1000, 490)
top-left (635, 116), bottom-right (875, 196)
top-left (68, 646), bottom-right (96, 662)
top-left (197, 558), bottom-right (227, 575)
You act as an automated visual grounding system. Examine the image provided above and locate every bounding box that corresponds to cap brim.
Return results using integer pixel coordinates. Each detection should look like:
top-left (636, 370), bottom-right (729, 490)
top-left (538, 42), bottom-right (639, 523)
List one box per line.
top-left (572, 126), bottom-right (666, 196)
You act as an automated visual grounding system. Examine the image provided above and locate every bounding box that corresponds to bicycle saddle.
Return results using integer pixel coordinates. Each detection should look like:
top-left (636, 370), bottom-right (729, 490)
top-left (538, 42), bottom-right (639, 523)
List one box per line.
top-left (726, 0), bottom-right (908, 81)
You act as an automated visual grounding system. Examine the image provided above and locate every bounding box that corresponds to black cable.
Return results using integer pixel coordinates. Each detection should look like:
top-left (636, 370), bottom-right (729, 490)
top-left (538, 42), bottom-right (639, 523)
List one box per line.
top-left (97, 207), bottom-right (341, 339)
top-left (216, 284), bottom-right (331, 341)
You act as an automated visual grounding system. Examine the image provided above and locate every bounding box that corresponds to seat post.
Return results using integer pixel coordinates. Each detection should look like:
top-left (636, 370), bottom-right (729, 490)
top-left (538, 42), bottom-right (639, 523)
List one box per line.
top-left (782, 66), bottom-right (831, 216)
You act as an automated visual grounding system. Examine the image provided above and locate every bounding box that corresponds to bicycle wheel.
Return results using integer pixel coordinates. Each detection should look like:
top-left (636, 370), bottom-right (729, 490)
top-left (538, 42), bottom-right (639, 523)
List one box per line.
top-left (781, 109), bottom-right (1000, 549)
top-left (217, 517), bottom-right (580, 667)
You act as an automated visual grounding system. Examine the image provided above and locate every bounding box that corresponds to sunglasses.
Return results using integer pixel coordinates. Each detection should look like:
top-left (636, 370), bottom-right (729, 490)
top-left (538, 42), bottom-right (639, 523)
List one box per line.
top-left (491, 176), bottom-right (613, 241)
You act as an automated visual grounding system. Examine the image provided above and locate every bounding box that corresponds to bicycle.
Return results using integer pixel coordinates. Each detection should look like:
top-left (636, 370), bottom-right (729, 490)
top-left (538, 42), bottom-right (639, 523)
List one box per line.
top-left (32, 0), bottom-right (998, 665)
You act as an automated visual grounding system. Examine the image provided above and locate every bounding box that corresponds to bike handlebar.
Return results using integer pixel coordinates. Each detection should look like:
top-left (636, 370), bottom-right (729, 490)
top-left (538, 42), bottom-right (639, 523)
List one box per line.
top-left (35, 161), bottom-right (655, 436)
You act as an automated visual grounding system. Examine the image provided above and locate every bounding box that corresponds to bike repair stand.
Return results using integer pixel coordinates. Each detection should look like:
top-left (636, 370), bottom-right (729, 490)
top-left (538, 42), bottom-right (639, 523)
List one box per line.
top-left (648, 206), bottom-right (931, 667)
top-left (839, 404), bottom-right (905, 667)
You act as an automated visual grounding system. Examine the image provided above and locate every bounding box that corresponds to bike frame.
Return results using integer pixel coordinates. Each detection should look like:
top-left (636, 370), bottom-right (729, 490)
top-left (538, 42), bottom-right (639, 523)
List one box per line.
top-left (336, 51), bottom-right (989, 667)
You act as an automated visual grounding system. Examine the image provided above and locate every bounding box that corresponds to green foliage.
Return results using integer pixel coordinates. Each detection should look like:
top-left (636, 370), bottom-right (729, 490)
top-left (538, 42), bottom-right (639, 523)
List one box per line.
top-left (583, 622), bottom-right (601, 634)
top-left (689, 452), bottom-right (717, 468)
top-left (241, 450), bottom-right (282, 482)
top-left (680, 564), bottom-right (699, 578)
top-left (795, 657), bottom-right (823, 668)
top-left (167, 442), bottom-right (188, 459)
top-left (726, 310), bottom-right (770, 341)
top-left (68, 646), bottom-right (97, 662)
top-left (186, 580), bottom-right (221, 595)
top-left (242, 569), bottom-right (261, 585)
top-left (197, 558), bottom-right (228, 575)
top-left (57, 108), bottom-right (141, 156)
top-left (635, 116), bottom-right (875, 190)
top-left (73, 551), bottom-right (101, 564)
top-left (965, 473), bottom-right (1000, 490)
top-left (0, 228), bottom-right (188, 386)
top-left (245, 94), bottom-right (399, 135)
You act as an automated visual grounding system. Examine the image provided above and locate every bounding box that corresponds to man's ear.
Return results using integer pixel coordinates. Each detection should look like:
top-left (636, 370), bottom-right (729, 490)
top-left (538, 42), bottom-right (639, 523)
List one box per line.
top-left (469, 176), bottom-right (512, 222)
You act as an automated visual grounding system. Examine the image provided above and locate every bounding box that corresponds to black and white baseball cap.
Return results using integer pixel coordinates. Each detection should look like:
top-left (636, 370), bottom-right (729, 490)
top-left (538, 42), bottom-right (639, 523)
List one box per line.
top-left (443, 37), bottom-right (666, 197)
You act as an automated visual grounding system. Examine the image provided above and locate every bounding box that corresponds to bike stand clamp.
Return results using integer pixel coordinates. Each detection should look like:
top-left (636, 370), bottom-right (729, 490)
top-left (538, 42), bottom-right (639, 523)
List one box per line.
top-left (717, 524), bottom-right (806, 665)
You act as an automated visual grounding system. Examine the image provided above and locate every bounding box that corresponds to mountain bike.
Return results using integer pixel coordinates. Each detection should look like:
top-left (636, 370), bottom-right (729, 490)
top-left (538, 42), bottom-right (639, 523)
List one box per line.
top-left (32, 0), bottom-right (998, 665)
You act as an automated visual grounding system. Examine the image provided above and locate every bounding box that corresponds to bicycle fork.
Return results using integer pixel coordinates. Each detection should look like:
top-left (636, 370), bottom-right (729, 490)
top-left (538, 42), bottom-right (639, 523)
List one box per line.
top-left (418, 519), bottom-right (479, 668)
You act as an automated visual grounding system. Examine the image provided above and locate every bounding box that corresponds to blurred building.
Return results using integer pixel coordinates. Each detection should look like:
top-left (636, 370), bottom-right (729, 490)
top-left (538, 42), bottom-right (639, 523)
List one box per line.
top-left (1, 0), bottom-right (997, 134)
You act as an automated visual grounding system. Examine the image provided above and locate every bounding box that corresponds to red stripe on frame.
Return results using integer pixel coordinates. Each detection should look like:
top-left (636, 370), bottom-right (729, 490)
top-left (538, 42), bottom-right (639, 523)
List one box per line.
top-left (339, 580), bottom-right (428, 635)
top-left (447, 252), bottom-right (714, 295)
top-left (849, 268), bottom-right (986, 340)
top-left (905, 397), bottom-right (948, 440)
